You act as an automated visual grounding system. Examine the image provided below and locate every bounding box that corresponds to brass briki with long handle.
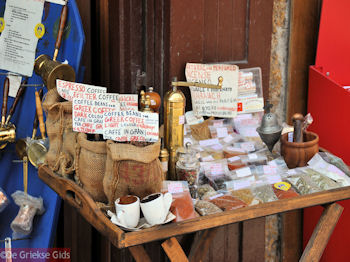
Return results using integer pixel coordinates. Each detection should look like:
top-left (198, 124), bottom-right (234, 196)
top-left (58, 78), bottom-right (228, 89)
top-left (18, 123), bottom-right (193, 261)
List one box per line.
top-left (5, 78), bottom-right (27, 126)
top-left (53, 1), bottom-right (68, 61)
top-left (35, 89), bottom-right (46, 139)
top-left (32, 88), bottom-right (43, 139)
top-left (1, 77), bottom-right (9, 127)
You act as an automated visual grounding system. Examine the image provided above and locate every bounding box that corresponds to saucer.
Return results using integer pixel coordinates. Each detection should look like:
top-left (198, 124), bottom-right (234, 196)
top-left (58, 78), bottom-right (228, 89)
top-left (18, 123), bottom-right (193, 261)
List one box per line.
top-left (107, 211), bottom-right (176, 231)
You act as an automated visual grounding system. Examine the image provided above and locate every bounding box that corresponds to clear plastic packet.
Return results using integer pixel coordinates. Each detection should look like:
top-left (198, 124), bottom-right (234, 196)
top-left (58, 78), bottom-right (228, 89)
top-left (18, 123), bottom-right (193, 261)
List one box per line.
top-left (300, 167), bottom-right (340, 190)
top-left (228, 165), bottom-right (257, 180)
top-left (272, 182), bottom-right (299, 199)
top-left (302, 113), bottom-right (313, 131)
top-left (286, 174), bottom-right (322, 195)
top-left (233, 141), bottom-right (256, 153)
top-left (308, 153), bottom-right (350, 187)
top-left (195, 200), bottom-right (223, 216)
top-left (230, 188), bottom-right (261, 205)
top-left (224, 175), bottom-right (256, 192)
top-left (209, 125), bottom-right (234, 138)
top-left (233, 114), bottom-right (261, 138)
top-left (251, 181), bottom-right (278, 203)
top-left (319, 151), bottom-right (350, 177)
top-left (267, 157), bottom-right (289, 172)
top-left (200, 144), bottom-right (225, 161)
top-left (227, 155), bottom-right (246, 171)
top-left (10, 191), bottom-right (45, 236)
top-left (0, 188), bottom-right (9, 212)
top-left (208, 119), bottom-right (226, 127)
top-left (162, 181), bottom-right (197, 222)
top-left (223, 145), bottom-right (247, 159)
top-left (220, 132), bottom-right (246, 145)
top-left (202, 160), bottom-right (231, 191)
top-left (198, 184), bottom-right (216, 199)
top-left (239, 152), bottom-right (268, 165)
top-left (208, 194), bottom-right (247, 211)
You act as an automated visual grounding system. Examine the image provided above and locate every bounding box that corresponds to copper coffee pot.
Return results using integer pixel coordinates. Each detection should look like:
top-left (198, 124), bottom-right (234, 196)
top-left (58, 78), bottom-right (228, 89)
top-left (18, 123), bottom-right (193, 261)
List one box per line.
top-left (34, 1), bottom-right (75, 90)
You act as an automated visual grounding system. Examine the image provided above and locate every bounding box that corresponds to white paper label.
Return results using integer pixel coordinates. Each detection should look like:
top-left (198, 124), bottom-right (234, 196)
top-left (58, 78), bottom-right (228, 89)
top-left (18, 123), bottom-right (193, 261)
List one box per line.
top-left (199, 138), bottom-right (220, 147)
top-left (268, 160), bottom-right (278, 167)
top-left (209, 193), bottom-right (224, 200)
top-left (228, 156), bottom-right (241, 162)
top-left (216, 127), bottom-right (228, 138)
top-left (8, 75), bottom-right (22, 98)
top-left (185, 111), bottom-right (204, 125)
top-left (0, 0), bottom-right (44, 76)
top-left (179, 115), bottom-right (185, 125)
top-left (57, 80), bottom-right (107, 101)
top-left (210, 163), bottom-right (224, 176)
top-left (201, 155), bottom-right (215, 162)
top-left (266, 175), bottom-right (282, 184)
top-left (161, 161), bottom-right (168, 173)
top-left (151, 99), bottom-right (156, 106)
top-left (223, 135), bottom-right (234, 144)
top-left (185, 63), bottom-right (239, 118)
top-left (240, 142), bottom-right (255, 152)
top-left (211, 144), bottom-right (223, 151)
top-left (226, 146), bottom-right (245, 153)
top-left (248, 153), bottom-right (258, 160)
top-left (168, 182), bottom-right (184, 194)
top-left (287, 169), bottom-right (297, 175)
top-left (263, 165), bottom-right (277, 175)
top-left (288, 132), bottom-right (293, 142)
top-left (46, 0), bottom-right (66, 5)
top-left (103, 110), bottom-right (159, 142)
top-left (118, 94), bottom-right (138, 111)
top-left (233, 180), bottom-right (251, 190)
top-left (73, 94), bottom-right (120, 134)
top-left (236, 167), bottom-right (252, 178)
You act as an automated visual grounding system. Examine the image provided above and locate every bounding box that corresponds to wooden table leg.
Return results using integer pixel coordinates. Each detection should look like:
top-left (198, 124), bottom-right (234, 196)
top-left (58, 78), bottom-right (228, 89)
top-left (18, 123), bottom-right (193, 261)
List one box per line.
top-left (300, 203), bottom-right (344, 262)
top-left (128, 245), bottom-right (152, 262)
top-left (161, 237), bottom-right (189, 262)
top-left (188, 228), bottom-right (219, 262)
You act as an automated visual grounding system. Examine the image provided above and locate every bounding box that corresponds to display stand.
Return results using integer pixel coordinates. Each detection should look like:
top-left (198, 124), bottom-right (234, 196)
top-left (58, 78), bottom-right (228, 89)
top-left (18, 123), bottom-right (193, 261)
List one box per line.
top-left (0, 0), bottom-right (84, 248)
top-left (39, 165), bottom-right (349, 261)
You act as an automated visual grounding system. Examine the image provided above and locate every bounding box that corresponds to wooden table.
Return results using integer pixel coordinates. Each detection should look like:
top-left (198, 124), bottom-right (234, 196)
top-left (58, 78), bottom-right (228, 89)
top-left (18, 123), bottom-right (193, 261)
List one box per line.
top-left (39, 165), bottom-right (349, 262)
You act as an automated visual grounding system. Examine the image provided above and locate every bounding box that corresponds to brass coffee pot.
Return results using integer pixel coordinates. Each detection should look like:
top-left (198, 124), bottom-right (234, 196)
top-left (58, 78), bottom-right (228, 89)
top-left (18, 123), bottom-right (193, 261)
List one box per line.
top-left (34, 1), bottom-right (75, 90)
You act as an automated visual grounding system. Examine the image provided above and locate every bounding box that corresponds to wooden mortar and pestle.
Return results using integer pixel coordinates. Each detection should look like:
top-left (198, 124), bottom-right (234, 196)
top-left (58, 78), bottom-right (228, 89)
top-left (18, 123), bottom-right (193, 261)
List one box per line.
top-left (280, 113), bottom-right (319, 168)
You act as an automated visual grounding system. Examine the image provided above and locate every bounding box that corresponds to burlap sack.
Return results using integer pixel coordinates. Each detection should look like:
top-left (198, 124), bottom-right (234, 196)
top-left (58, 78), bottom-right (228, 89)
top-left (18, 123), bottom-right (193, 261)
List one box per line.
top-left (43, 89), bottom-right (77, 177)
top-left (103, 140), bottom-right (163, 204)
top-left (75, 133), bottom-right (107, 202)
top-left (190, 117), bottom-right (214, 141)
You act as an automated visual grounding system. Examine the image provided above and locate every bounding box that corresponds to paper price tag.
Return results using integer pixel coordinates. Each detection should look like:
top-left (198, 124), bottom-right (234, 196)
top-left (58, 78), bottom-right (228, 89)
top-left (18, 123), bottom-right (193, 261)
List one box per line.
top-left (248, 153), bottom-right (258, 160)
top-left (228, 156), bottom-right (241, 162)
top-left (210, 163), bottom-right (224, 176)
top-left (199, 138), bottom-right (220, 147)
top-left (211, 144), bottom-right (223, 151)
top-left (216, 127), bottom-right (228, 138)
top-left (233, 180), bottom-right (251, 190)
top-left (274, 182), bottom-right (291, 191)
top-left (266, 175), bottom-right (282, 184)
top-left (263, 165), bottom-right (277, 175)
top-left (287, 169), bottom-right (297, 175)
top-left (179, 115), bottom-right (185, 125)
top-left (168, 182), bottom-right (184, 194)
top-left (288, 132), bottom-right (293, 142)
top-left (226, 146), bottom-right (245, 153)
top-left (223, 135), bottom-right (234, 144)
top-left (209, 193), bottom-right (224, 200)
top-left (236, 167), bottom-right (252, 177)
top-left (7, 74), bottom-right (22, 98)
top-left (119, 94), bottom-right (138, 111)
top-left (240, 142), bottom-right (255, 152)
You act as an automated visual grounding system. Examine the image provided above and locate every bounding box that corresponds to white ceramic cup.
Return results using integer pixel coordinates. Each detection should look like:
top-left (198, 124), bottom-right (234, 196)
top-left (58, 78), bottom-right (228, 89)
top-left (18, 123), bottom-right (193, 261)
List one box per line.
top-left (140, 192), bottom-right (172, 226)
top-left (115, 195), bottom-right (140, 228)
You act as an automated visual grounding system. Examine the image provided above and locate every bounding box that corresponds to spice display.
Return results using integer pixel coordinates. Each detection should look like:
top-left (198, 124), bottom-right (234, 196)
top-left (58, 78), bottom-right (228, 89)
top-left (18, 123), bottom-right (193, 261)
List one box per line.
top-left (272, 184), bottom-right (299, 199)
top-left (231, 188), bottom-right (260, 205)
top-left (209, 194), bottom-right (247, 211)
top-left (195, 200), bottom-right (223, 216)
top-left (319, 152), bottom-right (350, 177)
top-left (10, 191), bottom-right (45, 236)
top-left (209, 125), bottom-right (234, 138)
top-left (240, 153), bottom-right (268, 166)
top-left (0, 188), bottom-right (9, 212)
top-left (227, 156), bottom-right (246, 171)
top-left (223, 146), bottom-right (246, 158)
top-left (252, 184), bottom-right (278, 203)
top-left (170, 191), bottom-right (197, 222)
top-left (302, 168), bottom-right (340, 190)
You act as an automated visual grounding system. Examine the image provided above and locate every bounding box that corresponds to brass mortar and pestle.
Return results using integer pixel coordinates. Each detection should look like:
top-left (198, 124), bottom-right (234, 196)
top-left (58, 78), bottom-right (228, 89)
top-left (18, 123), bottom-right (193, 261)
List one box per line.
top-left (34, 1), bottom-right (75, 91)
top-left (280, 113), bottom-right (319, 168)
top-left (0, 77), bottom-right (27, 150)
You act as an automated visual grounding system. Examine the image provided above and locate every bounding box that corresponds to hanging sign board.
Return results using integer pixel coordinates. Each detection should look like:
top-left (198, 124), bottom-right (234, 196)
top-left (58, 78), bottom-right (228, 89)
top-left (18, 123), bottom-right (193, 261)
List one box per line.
top-left (185, 63), bottom-right (239, 118)
top-left (103, 110), bottom-right (159, 142)
top-left (0, 0), bottom-right (45, 76)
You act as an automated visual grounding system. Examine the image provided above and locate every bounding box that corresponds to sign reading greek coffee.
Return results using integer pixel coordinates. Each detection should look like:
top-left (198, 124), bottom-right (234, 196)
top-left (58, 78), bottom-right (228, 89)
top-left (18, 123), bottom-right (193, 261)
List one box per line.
top-left (118, 94), bottom-right (138, 111)
top-left (185, 63), bottom-right (239, 118)
top-left (103, 110), bottom-right (159, 142)
top-left (73, 94), bottom-right (120, 134)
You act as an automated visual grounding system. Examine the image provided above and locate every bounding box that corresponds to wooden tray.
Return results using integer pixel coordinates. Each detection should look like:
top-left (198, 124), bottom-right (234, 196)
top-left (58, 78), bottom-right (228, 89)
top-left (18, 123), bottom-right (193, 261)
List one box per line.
top-left (38, 165), bottom-right (350, 249)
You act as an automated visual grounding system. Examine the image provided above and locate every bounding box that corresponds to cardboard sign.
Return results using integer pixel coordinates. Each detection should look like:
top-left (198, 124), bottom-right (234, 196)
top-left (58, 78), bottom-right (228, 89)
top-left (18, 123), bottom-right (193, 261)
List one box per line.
top-left (73, 94), bottom-right (120, 134)
top-left (57, 80), bottom-right (107, 101)
top-left (103, 110), bottom-right (159, 142)
top-left (185, 63), bottom-right (239, 118)
top-left (119, 94), bottom-right (138, 111)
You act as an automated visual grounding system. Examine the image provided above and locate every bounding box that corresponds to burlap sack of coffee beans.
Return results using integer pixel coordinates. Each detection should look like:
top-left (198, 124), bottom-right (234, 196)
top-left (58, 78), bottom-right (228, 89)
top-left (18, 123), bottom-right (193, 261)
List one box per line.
top-left (43, 89), bottom-right (77, 177)
top-left (75, 133), bottom-right (107, 202)
top-left (103, 140), bottom-right (163, 204)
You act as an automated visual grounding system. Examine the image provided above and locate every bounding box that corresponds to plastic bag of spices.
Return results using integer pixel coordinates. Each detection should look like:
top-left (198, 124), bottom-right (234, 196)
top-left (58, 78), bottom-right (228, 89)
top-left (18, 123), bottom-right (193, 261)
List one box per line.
top-left (203, 160), bottom-right (231, 191)
top-left (207, 193), bottom-right (247, 211)
top-left (162, 181), bottom-right (197, 222)
top-left (10, 191), bottom-right (45, 236)
top-left (223, 145), bottom-right (247, 159)
top-left (301, 168), bottom-right (340, 190)
top-left (195, 200), bottom-right (223, 216)
top-left (239, 152), bottom-right (268, 166)
top-left (198, 184), bottom-right (216, 199)
top-left (318, 152), bottom-right (350, 177)
top-left (272, 182), bottom-right (299, 199)
top-left (228, 166), bottom-right (257, 180)
top-left (0, 188), bottom-right (9, 212)
top-left (286, 173), bottom-right (322, 195)
top-left (251, 181), bottom-right (278, 203)
top-left (227, 156), bottom-right (246, 171)
top-left (209, 125), bottom-right (234, 139)
top-left (231, 188), bottom-right (261, 205)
